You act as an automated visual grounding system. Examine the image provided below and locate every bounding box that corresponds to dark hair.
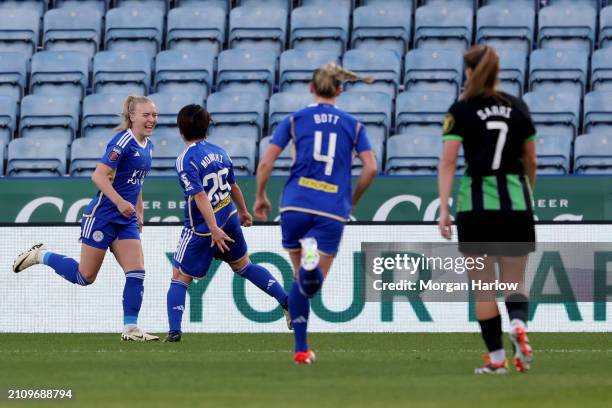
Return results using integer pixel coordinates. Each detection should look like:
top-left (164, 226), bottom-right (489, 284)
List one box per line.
top-left (177, 104), bottom-right (211, 141)
top-left (462, 45), bottom-right (500, 100)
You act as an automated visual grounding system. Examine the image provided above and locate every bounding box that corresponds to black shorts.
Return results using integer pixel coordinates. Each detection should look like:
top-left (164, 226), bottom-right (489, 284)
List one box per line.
top-left (456, 210), bottom-right (536, 256)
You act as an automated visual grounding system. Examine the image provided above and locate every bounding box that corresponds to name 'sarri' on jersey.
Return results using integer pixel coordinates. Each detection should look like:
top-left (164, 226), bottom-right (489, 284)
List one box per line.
top-left (83, 129), bottom-right (153, 224)
top-left (442, 92), bottom-right (537, 213)
top-left (272, 103), bottom-right (372, 222)
top-left (175, 140), bottom-right (237, 235)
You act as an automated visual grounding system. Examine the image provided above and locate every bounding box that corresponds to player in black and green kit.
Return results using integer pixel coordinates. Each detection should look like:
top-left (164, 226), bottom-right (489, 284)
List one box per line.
top-left (438, 45), bottom-right (537, 375)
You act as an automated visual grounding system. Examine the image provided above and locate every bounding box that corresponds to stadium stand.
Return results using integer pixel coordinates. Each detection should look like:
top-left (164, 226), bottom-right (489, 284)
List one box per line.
top-left (7, 137), bottom-right (68, 177)
top-left (476, 4), bottom-right (535, 53)
top-left (342, 49), bottom-right (402, 98)
top-left (19, 94), bottom-right (80, 145)
top-left (207, 133), bottom-right (257, 175)
top-left (497, 49), bottom-right (528, 96)
top-left (216, 49), bottom-right (277, 98)
top-left (0, 8), bottom-right (40, 59)
top-left (385, 133), bottom-right (442, 176)
top-left (30, 51), bottom-right (90, 99)
top-left (0, 52), bottom-right (28, 101)
top-left (574, 133), bottom-right (612, 174)
top-left (206, 91), bottom-right (266, 140)
top-left (69, 134), bottom-right (109, 176)
top-left (268, 92), bottom-right (313, 133)
top-left (259, 135), bottom-right (293, 175)
top-left (591, 48), bottom-right (612, 91)
top-left (229, 5), bottom-right (288, 56)
top-left (0, 0), bottom-right (48, 14)
top-left (600, 6), bottom-right (612, 49)
top-left (279, 49), bottom-right (340, 93)
top-left (149, 132), bottom-right (184, 176)
top-left (395, 90), bottom-right (455, 135)
top-left (534, 133), bottom-right (572, 174)
top-left (81, 93), bottom-right (129, 139)
top-left (166, 6), bottom-right (226, 55)
top-left (584, 90), bottom-right (612, 134)
top-left (351, 4), bottom-right (412, 55)
top-left (104, 6), bottom-right (164, 59)
top-left (523, 91), bottom-right (581, 141)
top-left (177, 0), bottom-right (228, 13)
top-left (290, 5), bottom-right (350, 57)
top-left (93, 50), bottom-right (152, 95)
top-left (337, 91), bottom-right (393, 145)
top-left (149, 92), bottom-right (205, 137)
top-left (538, 4), bottom-right (597, 54)
top-left (529, 48), bottom-right (589, 97)
top-left (0, 96), bottom-right (17, 165)
top-left (55, 1), bottom-right (109, 14)
top-left (414, 5), bottom-right (473, 50)
top-left (404, 49), bottom-right (463, 97)
top-left (154, 50), bottom-right (215, 96)
top-left (43, 7), bottom-right (103, 58)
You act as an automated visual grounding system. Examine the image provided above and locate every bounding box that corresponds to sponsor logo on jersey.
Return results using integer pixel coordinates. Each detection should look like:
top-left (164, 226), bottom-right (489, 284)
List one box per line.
top-left (92, 230), bottom-right (104, 242)
top-left (108, 146), bottom-right (123, 162)
top-left (442, 113), bottom-right (455, 134)
top-left (180, 173), bottom-right (193, 191)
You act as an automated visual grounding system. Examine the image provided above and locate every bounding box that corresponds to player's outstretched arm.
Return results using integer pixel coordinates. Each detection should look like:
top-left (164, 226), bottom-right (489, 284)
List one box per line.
top-left (91, 163), bottom-right (135, 218)
top-left (352, 150), bottom-right (377, 210)
top-left (254, 144), bottom-right (283, 221)
top-left (438, 140), bottom-right (461, 240)
top-left (193, 191), bottom-right (234, 252)
top-left (230, 184), bottom-right (253, 227)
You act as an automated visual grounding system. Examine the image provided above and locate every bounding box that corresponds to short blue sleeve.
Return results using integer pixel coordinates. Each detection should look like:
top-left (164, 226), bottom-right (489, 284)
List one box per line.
top-left (100, 140), bottom-right (126, 169)
top-left (355, 124), bottom-right (372, 154)
top-left (271, 116), bottom-right (292, 149)
top-left (176, 156), bottom-right (204, 197)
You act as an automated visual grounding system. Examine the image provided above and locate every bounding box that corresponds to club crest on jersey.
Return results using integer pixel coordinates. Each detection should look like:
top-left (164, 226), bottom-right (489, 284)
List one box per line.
top-left (442, 113), bottom-right (455, 134)
top-left (108, 146), bottom-right (122, 162)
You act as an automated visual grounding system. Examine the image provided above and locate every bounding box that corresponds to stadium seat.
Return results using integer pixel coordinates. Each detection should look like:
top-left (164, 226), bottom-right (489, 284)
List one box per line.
top-left (207, 133), bottom-right (257, 175)
top-left (351, 5), bottom-right (412, 55)
top-left (591, 49), bottom-right (612, 91)
top-left (93, 51), bottom-right (152, 95)
top-left (0, 0), bottom-right (47, 14)
top-left (290, 6), bottom-right (350, 56)
top-left (0, 9), bottom-right (40, 59)
top-left (523, 91), bottom-right (581, 140)
top-left (30, 51), bottom-right (90, 99)
top-left (149, 93), bottom-right (205, 135)
top-left (422, 0), bottom-right (474, 9)
top-left (0, 96), bottom-right (17, 152)
top-left (154, 50), bottom-right (215, 96)
top-left (229, 6), bottom-right (288, 56)
top-left (279, 49), bottom-right (340, 93)
top-left (404, 49), bottom-right (463, 98)
top-left (529, 49), bottom-right (589, 97)
top-left (268, 92), bottom-right (313, 132)
top-left (534, 133), bottom-right (572, 175)
top-left (538, 5), bottom-right (596, 54)
top-left (483, 0), bottom-right (535, 8)
top-left (7, 137), bottom-right (68, 176)
top-left (19, 94), bottom-right (80, 144)
top-left (574, 133), bottom-right (612, 174)
top-left (414, 5), bottom-right (473, 50)
top-left (600, 6), bottom-right (612, 49)
top-left (476, 4), bottom-right (535, 53)
top-left (105, 6), bottom-right (164, 60)
top-left (337, 91), bottom-right (393, 145)
top-left (497, 49), bottom-right (527, 96)
top-left (584, 91), bottom-right (612, 134)
top-left (216, 49), bottom-right (277, 98)
top-left (149, 133), bottom-right (184, 176)
top-left (69, 134), bottom-right (108, 176)
top-left (395, 91), bottom-right (455, 135)
top-left (43, 8), bottom-right (102, 58)
top-left (385, 133), bottom-right (441, 175)
top-left (342, 49), bottom-right (401, 98)
top-left (547, 0), bottom-right (600, 10)
top-left (166, 6), bottom-right (226, 55)
top-left (176, 0), bottom-right (229, 13)
top-left (0, 52), bottom-right (27, 101)
top-left (259, 135), bottom-right (293, 175)
top-left (206, 92), bottom-right (266, 140)
top-left (115, 0), bottom-right (166, 12)
top-left (55, 1), bottom-right (109, 14)
top-left (238, 0), bottom-right (289, 11)
top-left (82, 93), bottom-right (129, 139)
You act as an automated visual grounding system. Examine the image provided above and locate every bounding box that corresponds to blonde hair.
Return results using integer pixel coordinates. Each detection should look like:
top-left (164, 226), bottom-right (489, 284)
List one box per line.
top-left (462, 45), bottom-right (501, 100)
top-left (311, 63), bottom-right (374, 98)
top-left (115, 95), bottom-right (154, 131)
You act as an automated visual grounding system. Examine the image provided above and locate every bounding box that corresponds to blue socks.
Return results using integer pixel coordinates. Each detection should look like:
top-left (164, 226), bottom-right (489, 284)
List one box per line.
top-left (298, 266), bottom-right (323, 298)
top-left (42, 251), bottom-right (91, 286)
top-left (289, 281), bottom-right (310, 352)
top-left (123, 270), bottom-right (145, 325)
top-left (167, 279), bottom-right (189, 333)
top-left (238, 263), bottom-right (289, 309)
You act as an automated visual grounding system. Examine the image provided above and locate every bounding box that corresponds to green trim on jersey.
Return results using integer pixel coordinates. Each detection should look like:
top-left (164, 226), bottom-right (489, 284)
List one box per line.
top-left (456, 176), bottom-right (472, 212)
top-left (482, 176), bottom-right (501, 210)
top-left (442, 135), bottom-right (463, 142)
top-left (507, 175), bottom-right (527, 211)
top-left (525, 134), bottom-right (537, 142)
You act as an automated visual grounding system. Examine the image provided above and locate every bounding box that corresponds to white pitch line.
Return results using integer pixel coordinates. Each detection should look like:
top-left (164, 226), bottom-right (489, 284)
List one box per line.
top-left (0, 349), bottom-right (611, 354)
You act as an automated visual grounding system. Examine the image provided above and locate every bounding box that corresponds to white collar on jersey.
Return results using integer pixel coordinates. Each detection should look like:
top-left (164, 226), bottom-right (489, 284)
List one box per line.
top-left (127, 128), bottom-right (149, 149)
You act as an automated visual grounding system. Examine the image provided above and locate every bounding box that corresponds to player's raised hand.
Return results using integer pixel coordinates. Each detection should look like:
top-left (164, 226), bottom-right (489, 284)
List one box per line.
top-left (210, 226), bottom-right (235, 253)
top-left (239, 211), bottom-right (253, 227)
top-left (438, 210), bottom-right (452, 240)
top-left (253, 196), bottom-right (271, 221)
top-left (117, 199), bottom-right (136, 218)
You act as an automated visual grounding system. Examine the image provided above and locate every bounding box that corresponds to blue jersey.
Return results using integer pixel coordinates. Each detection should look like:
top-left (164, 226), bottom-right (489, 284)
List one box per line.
top-left (83, 129), bottom-right (153, 224)
top-left (176, 140), bottom-right (237, 235)
top-left (271, 103), bottom-right (372, 221)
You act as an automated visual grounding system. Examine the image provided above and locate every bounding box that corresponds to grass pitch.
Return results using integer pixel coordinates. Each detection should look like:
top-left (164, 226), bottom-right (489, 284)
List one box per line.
top-left (0, 333), bottom-right (611, 408)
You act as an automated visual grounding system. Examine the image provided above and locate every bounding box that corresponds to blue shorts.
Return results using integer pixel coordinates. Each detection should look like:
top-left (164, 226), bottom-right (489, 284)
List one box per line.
top-left (80, 216), bottom-right (140, 250)
top-left (280, 211), bottom-right (345, 256)
top-left (172, 213), bottom-right (248, 279)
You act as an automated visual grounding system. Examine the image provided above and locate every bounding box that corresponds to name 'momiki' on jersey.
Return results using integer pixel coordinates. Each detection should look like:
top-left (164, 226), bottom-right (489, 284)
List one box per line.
top-left (83, 129), bottom-right (153, 224)
top-left (175, 140), bottom-right (237, 235)
top-left (271, 103), bottom-right (372, 221)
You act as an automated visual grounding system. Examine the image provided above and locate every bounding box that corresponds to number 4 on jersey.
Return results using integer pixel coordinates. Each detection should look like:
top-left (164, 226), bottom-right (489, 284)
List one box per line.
top-left (313, 131), bottom-right (337, 176)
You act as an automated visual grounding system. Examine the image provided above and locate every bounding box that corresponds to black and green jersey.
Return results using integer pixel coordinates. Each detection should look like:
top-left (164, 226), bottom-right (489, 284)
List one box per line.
top-left (442, 92), bottom-right (537, 213)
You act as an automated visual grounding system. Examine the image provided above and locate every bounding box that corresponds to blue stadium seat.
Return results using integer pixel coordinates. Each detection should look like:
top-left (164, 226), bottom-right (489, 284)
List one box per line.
top-left (105, 6), bottom-right (164, 60)
top-left (55, 1), bottom-right (109, 14)
top-left (523, 91), bottom-right (580, 140)
top-left (364, 0), bottom-right (412, 5)
top-left (404, 49), bottom-right (463, 98)
top-left (259, 135), bottom-right (293, 175)
top-left (591, 49), bottom-right (612, 91)
top-left (538, 5), bottom-right (596, 54)
top-left (0, 9), bottom-right (40, 59)
top-left (422, 0), bottom-right (474, 10)
top-left (351, 5), bottom-right (412, 55)
top-left (342, 49), bottom-right (401, 98)
top-left (82, 93), bottom-right (129, 138)
top-left (19, 94), bottom-right (80, 144)
top-left (584, 91), bottom-right (612, 134)
top-left (69, 134), bottom-right (108, 176)
top-left (93, 51), bottom-right (152, 95)
top-left (497, 49), bottom-right (527, 96)
top-left (155, 50), bottom-right (215, 96)
top-left (600, 6), bottom-right (612, 49)
top-left (476, 4), bottom-right (535, 53)
top-left (115, 0), bottom-right (166, 12)
top-left (483, 0), bottom-right (535, 9)
top-left (351, 131), bottom-right (384, 176)
top-left (529, 49), bottom-right (589, 97)
top-left (548, 0), bottom-right (600, 10)
top-left (574, 133), bottom-right (612, 174)
top-left (0, 1), bottom-right (47, 14)
top-left (149, 133), bottom-right (184, 176)
top-left (176, 0), bottom-right (229, 13)
top-left (229, 6), bottom-right (287, 56)
top-left (238, 0), bottom-right (289, 11)
top-left (0, 52), bottom-right (27, 101)
top-left (414, 5), bottom-right (473, 50)
top-left (279, 49), bottom-right (340, 93)
top-left (206, 92), bottom-right (266, 140)
top-left (166, 6), bottom-right (226, 55)
top-left (300, 0), bottom-right (352, 12)
top-left (207, 133), bottom-right (257, 175)
top-left (385, 133), bottom-right (441, 175)
top-left (30, 51), bottom-right (90, 98)
top-left (43, 8), bottom-right (102, 58)
top-left (290, 6), bottom-right (350, 56)
top-left (0, 96), bottom-right (17, 152)
top-left (268, 92), bottom-right (313, 133)
top-left (216, 49), bottom-right (277, 98)
top-left (534, 133), bottom-right (572, 175)
top-left (7, 137), bottom-right (68, 176)
top-left (149, 93), bottom-right (205, 135)
top-left (395, 91), bottom-right (455, 135)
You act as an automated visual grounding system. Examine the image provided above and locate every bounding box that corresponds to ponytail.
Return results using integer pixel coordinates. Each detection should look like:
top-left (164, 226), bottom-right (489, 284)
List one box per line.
top-left (311, 63), bottom-right (374, 98)
top-left (462, 45), bottom-right (501, 100)
top-left (115, 95), bottom-right (154, 131)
